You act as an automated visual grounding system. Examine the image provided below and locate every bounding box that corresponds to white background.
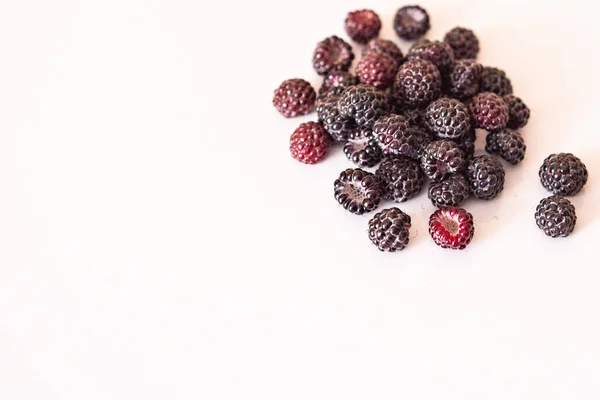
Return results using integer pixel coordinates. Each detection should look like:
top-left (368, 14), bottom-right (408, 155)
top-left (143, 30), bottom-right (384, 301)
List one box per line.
top-left (1, 0), bottom-right (599, 398)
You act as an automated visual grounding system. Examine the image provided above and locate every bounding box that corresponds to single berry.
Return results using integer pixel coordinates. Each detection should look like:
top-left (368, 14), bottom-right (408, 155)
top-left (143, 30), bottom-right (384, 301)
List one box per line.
top-left (357, 52), bottom-right (399, 90)
top-left (373, 114), bottom-right (431, 159)
top-left (313, 36), bottom-right (354, 76)
top-left (485, 129), bottom-right (526, 165)
top-left (334, 168), bottom-right (382, 215)
top-left (467, 155), bottom-right (505, 200)
top-left (338, 84), bottom-right (389, 128)
top-left (443, 27), bottom-right (479, 60)
top-left (446, 59), bottom-right (482, 99)
top-left (319, 71), bottom-right (359, 95)
top-left (503, 94), bottom-right (530, 129)
top-left (394, 59), bottom-right (442, 108)
top-left (480, 67), bottom-right (513, 96)
top-left (424, 97), bottom-right (471, 139)
top-left (368, 208), bottom-right (412, 252)
top-left (407, 40), bottom-right (455, 74)
top-left (315, 91), bottom-right (356, 142)
top-left (535, 196), bottom-right (577, 238)
top-left (421, 140), bottom-right (466, 182)
top-left (289, 122), bottom-right (331, 164)
top-left (429, 207), bottom-right (475, 250)
top-left (539, 153), bottom-right (588, 196)
top-left (273, 78), bottom-right (316, 118)
top-left (376, 156), bottom-right (425, 202)
top-left (343, 129), bottom-right (383, 168)
top-left (394, 5), bottom-right (430, 40)
top-left (345, 9), bottom-right (381, 44)
top-left (469, 92), bottom-right (509, 131)
top-left (428, 173), bottom-right (470, 208)
top-left (363, 39), bottom-right (404, 65)
top-left (454, 127), bottom-right (476, 160)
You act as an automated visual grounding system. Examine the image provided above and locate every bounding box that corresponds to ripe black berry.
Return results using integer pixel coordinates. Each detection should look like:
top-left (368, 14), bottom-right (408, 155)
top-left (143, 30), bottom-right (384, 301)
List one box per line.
top-left (345, 9), bottom-right (381, 44)
top-left (393, 5), bottom-right (430, 40)
top-left (428, 173), bottom-right (470, 207)
top-left (503, 94), bottom-right (530, 129)
top-left (273, 78), bottom-right (316, 118)
top-left (338, 85), bottom-right (389, 128)
top-left (334, 168), bottom-right (382, 215)
top-left (357, 51), bottom-right (399, 90)
top-left (467, 155), bottom-right (505, 200)
top-left (539, 153), bottom-right (588, 196)
top-left (394, 59), bottom-right (442, 108)
top-left (407, 40), bottom-right (455, 74)
top-left (443, 27), bottom-right (479, 60)
top-left (289, 122), bottom-right (331, 164)
top-left (376, 156), bottom-right (425, 202)
top-left (363, 39), bottom-right (404, 65)
top-left (470, 92), bottom-right (509, 131)
top-left (343, 129), bottom-right (383, 168)
top-left (373, 114), bottom-right (431, 159)
top-left (368, 208), bottom-right (412, 252)
top-left (315, 91), bottom-right (356, 142)
top-left (313, 36), bottom-right (354, 76)
top-left (485, 129), bottom-right (526, 165)
top-left (429, 207), bottom-right (475, 250)
top-left (480, 67), bottom-right (513, 96)
top-left (421, 140), bottom-right (466, 182)
top-left (535, 196), bottom-right (577, 238)
top-left (446, 59), bottom-right (482, 99)
top-left (424, 97), bottom-right (471, 140)
top-left (454, 127), bottom-right (476, 160)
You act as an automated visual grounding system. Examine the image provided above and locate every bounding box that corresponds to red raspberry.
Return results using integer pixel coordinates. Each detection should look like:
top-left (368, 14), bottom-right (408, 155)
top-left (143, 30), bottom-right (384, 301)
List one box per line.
top-left (289, 122), bottom-right (331, 164)
top-left (356, 52), bottom-right (399, 90)
top-left (429, 206), bottom-right (475, 250)
top-left (345, 10), bottom-right (382, 44)
top-left (273, 79), bottom-right (316, 118)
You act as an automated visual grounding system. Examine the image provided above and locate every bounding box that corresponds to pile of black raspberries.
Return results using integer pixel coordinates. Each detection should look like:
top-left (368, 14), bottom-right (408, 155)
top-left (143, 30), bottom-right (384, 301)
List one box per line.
top-left (273, 5), bottom-right (588, 251)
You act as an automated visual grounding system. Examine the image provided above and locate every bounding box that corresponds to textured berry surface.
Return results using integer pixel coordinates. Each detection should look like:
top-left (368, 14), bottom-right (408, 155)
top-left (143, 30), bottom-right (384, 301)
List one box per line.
top-left (503, 94), bottom-right (531, 129)
top-left (400, 108), bottom-right (424, 128)
top-left (357, 51), bottom-right (399, 90)
top-left (338, 85), bottom-right (389, 128)
top-left (443, 27), bottom-right (479, 60)
top-left (315, 91), bottom-right (356, 142)
top-left (446, 59), bottom-right (482, 99)
top-left (535, 196), bottom-right (577, 238)
top-left (539, 153), bottom-right (588, 196)
top-left (480, 67), bottom-right (513, 96)
top-left (343, 129), bottom-right (383, 168)
top-left (345, 9), bottom-right (381, 44)
top-left (421, 140), bottom-right (466, 182)
top-left (313, 36), bottom-right (354, 76)
top-left (469, 92), bottom-right (509, 131)
top-left (376, 156), bottom-right (425, 202)
top-left (394, 59), bottom-right (442, 108)
top-left (374, 114), bottom-right (431, 159)
top-left (467, 155), bottom-right (505, 200)
top-left (407, 40), bottom-right (455, 74)
top-left (394, 5), bottom-right (430, 40)
top-left (368, 208), bottom-right (412, 252)
top-left (363, 39), bottom-right (404, 65)
top-left (428, 174), bottom-right (470, 207)
top-left (429, 207), bottom-right (475, 250)
top-left (319, 71), bottom-right (359, 95)
top-left (485, 129), bottom-right (526, 165)
top-left (289, 122), bottom-right (331, 164)
top-left (454, 127), bottom-right (476, 160)
top-left (424, 97), bottom-right (471, 139)
top-left (273, 79), bottom-right (316, 118)
top-left (334, 168), bottom-right (382, 215)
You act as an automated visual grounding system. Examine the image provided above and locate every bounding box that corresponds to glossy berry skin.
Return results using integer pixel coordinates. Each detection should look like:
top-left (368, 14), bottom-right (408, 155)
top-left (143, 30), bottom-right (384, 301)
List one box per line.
top-left (469, 92), bottom-right (509, 131)
top-left (429, 207), bottom-right (475, 250)
top-left (315, 91), bottom-right (356, 142)
top-left (443, 27), bottom-right (479, 60)
top-left (539, 153), bottom-right (588, 196)
top-left (357, 51), bottom-right (399, 90)
top-left (345, 9), bottom-right (381, 44)
top-left (334, 168), bottom-right (382, 215)
top-left (480, 67), bottom-right (513, 96)
top-left (338, 85), bottom-right (389, 128)
top-left (289, 122), bottom-right (331, 164)
top-left (343, 129), bottom-right (383, 168)
top-left (421, 140), bottom-right (466, 182)
top-left (368, 208), bottom-right (412, 252)
top-left (273, 79), bottom-right (316, 118)
top-left (535, 196), bottom-right (577, 238)
top-left (313, 36), bottom-right (354, 76)
top-left (424, 97), bottom-right (471, 140)
top-left (446, 59), bottom-right (482, 99)
top-left (503, 94), bottom-right (530, 129)
top-left (467, 155), bottom-right (505, 200)
top-left (376, 156), bottom-right (425, 202)
top-left (485, 129), bottom-right (526, 165)
top-left (394, 59), bottom-right (442, 108)
top-left (394, 5), bottom-right (430, 40)
top-left (407, 40), bottom-right (455, 75)
top-left (319, 71), bottom-right (359, 95)
top-left (374, 114), bottom-right (425, 159)
top-left (363, 39), bottom-right (404, 65)
top-left (428, 173), bottom-right (470, 208)
top-left (455, 127), bottom-right (476, 160)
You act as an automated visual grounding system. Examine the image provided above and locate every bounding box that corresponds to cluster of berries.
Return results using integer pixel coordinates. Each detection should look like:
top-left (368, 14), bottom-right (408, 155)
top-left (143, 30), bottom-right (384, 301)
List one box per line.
top-left (273, 5), bottom-right (587, 251)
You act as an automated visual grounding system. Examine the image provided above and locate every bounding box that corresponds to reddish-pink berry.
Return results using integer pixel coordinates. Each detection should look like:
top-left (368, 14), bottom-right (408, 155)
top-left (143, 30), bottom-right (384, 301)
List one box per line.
top-left (289, 122), bottom-right (331, 164)
top-left (429, 206), bottom-right (474, 250)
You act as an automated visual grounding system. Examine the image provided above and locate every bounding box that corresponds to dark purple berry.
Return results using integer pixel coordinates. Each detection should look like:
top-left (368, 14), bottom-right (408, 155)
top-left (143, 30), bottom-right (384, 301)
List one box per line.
top-left (394, 59), bottom-right (442, 108)
top-left (338, 85), bottom-right (389, 128)
top-left (467, 155), bottom-right (505, 200)
top-left (539, 153), bottom-right (588, 196)
top-left (446, 59), bottom-right (482, 99)
top-left (424, 97), bottom-right (471, 139)
top-left (535, 196), bottom-right (577, 238)
top-left (273, 78), bottom-right (316, 118)
top-left (357, 52), bottom-right (399, 90)
top-left (470, 92), bottom-right (509, 131)
top-left (313, 36), bottom-right (354, 76)
top-left (376, 156), bottom-right (425, 202)
top-left (421, 140), bottom-right (467, 182)
top-left (368, 208), bottom-right (412, 252)
top-left (503, 94), bottom-right (530, 129)
top-left (485, 129), bottom-right (526, 165)
top-left (345, 9), bottom-right (382, 44)
top-left (393, 5), bottom-right (430, 40)
top-left (363, 39), bottom-right (404, 65)
top-left (334, 168), bottom-right (383, 215)
top-left (407, 40), bottom-right (455, 74)
top-left (480, 67), bottom-right (513, 96)
top-left (443, 27), bottom-right (479, 60)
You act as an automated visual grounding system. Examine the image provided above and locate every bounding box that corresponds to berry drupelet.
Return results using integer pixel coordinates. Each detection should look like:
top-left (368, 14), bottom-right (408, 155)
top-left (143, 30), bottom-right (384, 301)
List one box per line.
top-left (480, 67), bottom-right (513, 96)
top-left (313, 36), bottom-right (354, 76)
top-left (319, 71), bottom-right (359, 95)
top-left (394, 59), bottom-right (442, 108)
top-left (446, 59), bottom-right (482, 99)
top-left (363, 39), bottom-right (404, 65)
top-left (393, 5), bottom-right (430, 40)
top-left (424, 97), bottom-right (471, 140)
top-left (376, 156), bottom-right (425, 202)
top-left (467, 155), bottom-right (505, 200)
top-left (469, 92), bottom-right (509, 131)
top-left (368, 208), bottom-right (412, 252)
top-left (407, 40), bottom-right (455, 75)
top-left (356, 51), bottom-right (399, 90)
top-left (443, 27), bottom-right (479, 60)
top-left (429, 206), bottom-right (475, 250)
top-left (315, 91), bottom-right (356, 142)
top-left (539, 153), bottom-right (588, 196)
top-left (334, 168), bottom-right (383, 215)
top-left (428, 173), bottom-right (470, 208)
top-left (454, 127), bottom-right (476, 160)
top-left (289, 122), bottom-right (331, 164)
top-left (345, 9), bottom-right (381, 44)
top-left (485, 128), bottom-right (526, 165)
top-left (535, 196), bottom-right (577, 238)
top-left (273, 78), bottom-right (316, 118)
top-left (421, 140), bottom-right (466, 182)
top-left (503, 94), bottom-right (530, 129)
top-left (338, 84), bottom-right (390, 128)
top-left (343, 129), bottom-right (383, 168)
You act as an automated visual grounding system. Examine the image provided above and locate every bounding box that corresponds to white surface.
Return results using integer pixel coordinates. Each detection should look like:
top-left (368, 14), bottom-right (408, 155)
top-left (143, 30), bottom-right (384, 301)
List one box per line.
top-left (1, 0), bottom-right (600, 398)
